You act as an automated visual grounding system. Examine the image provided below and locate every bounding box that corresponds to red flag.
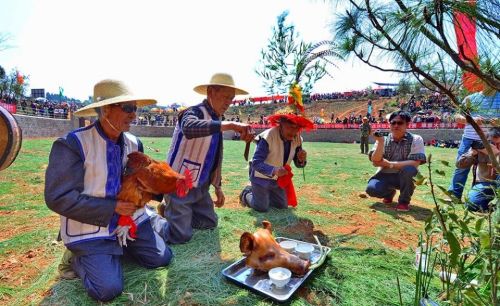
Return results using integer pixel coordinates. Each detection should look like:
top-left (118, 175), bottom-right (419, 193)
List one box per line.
top-left (453, 1), bottom-right (484, 92)
top-left (16, 71), bottom-right (24, 85)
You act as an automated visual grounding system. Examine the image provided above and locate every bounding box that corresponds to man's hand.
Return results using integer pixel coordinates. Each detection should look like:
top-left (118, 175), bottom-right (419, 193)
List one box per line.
top-left (115, 200), bottom-right (136, 216)
top-left (273, 166), bottom-right (289, 177)
top-left (214, 187), bottom-right (225, 208)
top-left (112, 225), bottom-right (135, 247)
top-left (297, 149), bottom-right (307, 163)
top-left (374, 135), bottom-right (385, 143)
top-left (372, 159), bottom-right (391, 168)
top-left (221, 122), bottom-right (255, 143)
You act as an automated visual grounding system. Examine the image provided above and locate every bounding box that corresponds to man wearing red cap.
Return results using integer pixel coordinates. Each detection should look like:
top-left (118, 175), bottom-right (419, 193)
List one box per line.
top-left (239, 109), bottom-right (313, 211)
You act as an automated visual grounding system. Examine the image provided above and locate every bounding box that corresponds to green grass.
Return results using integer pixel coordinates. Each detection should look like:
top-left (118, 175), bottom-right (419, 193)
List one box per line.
top-left (0, 137), bottom-right (462, 305)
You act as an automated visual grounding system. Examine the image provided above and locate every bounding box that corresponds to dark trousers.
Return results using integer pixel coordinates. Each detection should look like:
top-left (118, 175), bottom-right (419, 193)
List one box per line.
top-left (360, 135), bottom-right (369, 153)
top-left (163, 182), bottom-right (218, 244)
top-left (366, 166), bottom-right (418, 203)
top-left (247, 181), bottom-right (288, 212)
top-left (70, 221), bottom-right (173, 301)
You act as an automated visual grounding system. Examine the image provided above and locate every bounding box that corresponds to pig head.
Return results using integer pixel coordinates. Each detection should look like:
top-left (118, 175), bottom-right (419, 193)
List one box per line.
top-left (117, 151), bottom-right (192, 208)
top-left (240, 220), bottom-right (310, 276)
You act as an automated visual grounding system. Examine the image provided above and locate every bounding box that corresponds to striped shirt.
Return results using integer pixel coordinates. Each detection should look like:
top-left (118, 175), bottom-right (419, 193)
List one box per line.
top-left (463, 91), bottom-right (500, 140)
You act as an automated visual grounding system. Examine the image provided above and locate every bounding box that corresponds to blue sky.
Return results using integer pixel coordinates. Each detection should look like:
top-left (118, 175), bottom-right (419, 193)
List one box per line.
top-left (1, 0), bottom-right (398, 106)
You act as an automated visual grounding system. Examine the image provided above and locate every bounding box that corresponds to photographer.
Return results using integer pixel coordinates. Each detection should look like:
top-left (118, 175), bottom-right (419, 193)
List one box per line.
top-left (366, 111), bottom-right (427, 211)
top-left (448, 89), bottom-right (499, 201)
top-left (456, 127), bottom-right (500, 212)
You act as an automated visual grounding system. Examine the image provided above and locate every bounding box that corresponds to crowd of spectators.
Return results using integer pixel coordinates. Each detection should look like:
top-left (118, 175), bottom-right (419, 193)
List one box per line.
top-left (4, 90), bottom-right (461, 131)
top-left (133, 113), bottom-right (178, 126)
top-left (401, 93), bottom-right (454, 114)
top-left (7, 98), bottom-right (80, 119)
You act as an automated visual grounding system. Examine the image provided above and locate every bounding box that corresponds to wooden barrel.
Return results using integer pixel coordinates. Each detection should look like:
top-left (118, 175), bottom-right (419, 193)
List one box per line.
top-left (0, 106), bottom-right (22, 171)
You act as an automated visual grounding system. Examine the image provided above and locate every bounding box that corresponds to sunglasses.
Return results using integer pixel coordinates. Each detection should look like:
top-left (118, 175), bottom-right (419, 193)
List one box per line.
top-left (390, 120), bottom-right (405, 126)
top-left (113, 103), bottom-right (137, 113)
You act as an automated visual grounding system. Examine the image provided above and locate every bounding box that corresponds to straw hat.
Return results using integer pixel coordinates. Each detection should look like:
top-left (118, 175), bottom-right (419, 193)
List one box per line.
top-left (74, 79), bottom-right (157, 117)
top-left (193, 73), bottom-right (248, 95)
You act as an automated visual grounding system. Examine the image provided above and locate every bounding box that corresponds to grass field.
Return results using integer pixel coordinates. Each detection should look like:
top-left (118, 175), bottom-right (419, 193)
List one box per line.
top-left (0, 137), bottom-right (462, 305)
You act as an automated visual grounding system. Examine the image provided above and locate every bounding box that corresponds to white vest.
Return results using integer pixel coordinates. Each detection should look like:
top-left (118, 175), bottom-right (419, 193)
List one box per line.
top-left (167, 105), bottom-right (221, 187)
top-left (254, 127), bottom-right (301, 180)
top-left (60, 124), bottom-right (151, 246)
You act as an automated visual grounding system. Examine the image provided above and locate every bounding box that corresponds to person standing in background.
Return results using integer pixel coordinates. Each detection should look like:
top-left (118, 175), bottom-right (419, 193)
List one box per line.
top-left (360, 116), bottom-right (372, 154)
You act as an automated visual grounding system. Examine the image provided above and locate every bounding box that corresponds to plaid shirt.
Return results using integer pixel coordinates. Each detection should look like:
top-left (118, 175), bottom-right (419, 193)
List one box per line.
top-left (370, 132), bottom-right (426, 173)
top-left (179, 100), bottom-right (221, 138)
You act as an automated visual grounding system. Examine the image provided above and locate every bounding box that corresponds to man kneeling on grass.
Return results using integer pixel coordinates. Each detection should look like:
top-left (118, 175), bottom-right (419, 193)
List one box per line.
top-left (456, 127), bottom-right (499, 212)
top-left (365, 111), bottom-right (427, 211)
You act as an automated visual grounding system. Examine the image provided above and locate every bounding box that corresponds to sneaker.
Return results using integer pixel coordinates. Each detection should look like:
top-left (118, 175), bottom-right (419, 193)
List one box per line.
top-left (58, 249), bottom-right (78, 280)
top-left (239, 185), bottom-right (252, 207)
top-left (395, 202), bottom-right (410, 211)
top-left (382, 190), bottom-right (396, 204)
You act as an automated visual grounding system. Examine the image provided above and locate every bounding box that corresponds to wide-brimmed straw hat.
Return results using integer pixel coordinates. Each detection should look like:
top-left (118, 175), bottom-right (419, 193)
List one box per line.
top-left (193, 73), bottom-right (248, 95)
top-left (74, 79), bottom-right (157, 117)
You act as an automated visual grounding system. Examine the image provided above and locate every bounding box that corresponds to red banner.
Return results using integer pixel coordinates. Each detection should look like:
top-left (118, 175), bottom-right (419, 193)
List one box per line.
top-left (250, 122), bottom-right (464, 130)
top-left (0, 102), bottom-right (17, 114)
top-left (453, 1), bottom-right (484, 92)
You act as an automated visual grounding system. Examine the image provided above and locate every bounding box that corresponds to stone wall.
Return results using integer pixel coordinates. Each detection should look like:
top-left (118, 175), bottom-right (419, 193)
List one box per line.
top-left (13, 115), bottom-right (463, 143)
top-left (13, 114), bottom-right (79, 138)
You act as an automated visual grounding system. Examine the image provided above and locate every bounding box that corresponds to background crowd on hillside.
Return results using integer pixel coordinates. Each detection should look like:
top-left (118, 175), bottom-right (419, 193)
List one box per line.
top-left (3, 90), bottom-right (458, 128)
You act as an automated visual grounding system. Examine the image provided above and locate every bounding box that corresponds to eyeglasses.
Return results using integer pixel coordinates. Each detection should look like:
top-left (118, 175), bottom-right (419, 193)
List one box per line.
top-left (113, 103), bottom-right (137, 113)
top-left (390, 120), bottom-right (405, 126)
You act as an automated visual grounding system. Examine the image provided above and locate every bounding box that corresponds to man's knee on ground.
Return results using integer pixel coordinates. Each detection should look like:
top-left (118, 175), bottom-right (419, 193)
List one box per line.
top-left (192, 218), bottom-right (218, 230)
top-left (142, 249), bottom-right (173, 268)
top-left (172, 231), bottom-right (193, 244)
top-left (252, 205), bottom-right (270, 212)
top-left (87, 278), bottom-right (123, 302)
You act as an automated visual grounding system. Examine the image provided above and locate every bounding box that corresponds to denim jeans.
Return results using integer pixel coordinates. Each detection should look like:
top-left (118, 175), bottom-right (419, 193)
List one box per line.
top-left (366, 166), bottom-right (418, 203)
top-left (466, 182), bottom-right (497, 212)
top-left (448, 136), bottom-right (475, 199)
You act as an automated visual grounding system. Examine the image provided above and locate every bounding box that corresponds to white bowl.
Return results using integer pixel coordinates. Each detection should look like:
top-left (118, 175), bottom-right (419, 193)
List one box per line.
top-left (295, 243), bottom-right (315, 260)
top-left (268, 267), bottom-right (292, 288)
top-left (279, 240), bottom-right (297, 253)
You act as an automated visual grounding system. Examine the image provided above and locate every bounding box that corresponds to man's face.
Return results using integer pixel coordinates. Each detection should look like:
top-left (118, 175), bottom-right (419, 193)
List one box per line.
top-left (207, 86), bottom-right (235, 116)
top-left (389, 115), bottom-right (408, 137)
top-left (279, 120), bottom-right (301, 141)
top-left (104, 102), bottom-right (137, 132)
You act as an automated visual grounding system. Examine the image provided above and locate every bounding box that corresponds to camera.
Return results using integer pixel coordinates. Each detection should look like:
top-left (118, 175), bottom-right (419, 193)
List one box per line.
top-left (373, 130), bottom-right (389, 137)
top-left (471, 141), bottom-right (485, 150)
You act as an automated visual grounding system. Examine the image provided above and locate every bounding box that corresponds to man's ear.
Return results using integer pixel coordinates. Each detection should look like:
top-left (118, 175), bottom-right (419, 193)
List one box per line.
top-left (240, 232), bottom-right (255, 255)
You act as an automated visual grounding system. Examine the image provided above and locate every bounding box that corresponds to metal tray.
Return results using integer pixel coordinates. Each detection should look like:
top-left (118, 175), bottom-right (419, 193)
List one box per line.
top-left (222, 237), bottom-right (331, 302)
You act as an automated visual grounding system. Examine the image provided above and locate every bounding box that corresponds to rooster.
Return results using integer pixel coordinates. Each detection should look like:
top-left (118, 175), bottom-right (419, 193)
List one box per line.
top-left (115, 151), bottom-right (192, 245)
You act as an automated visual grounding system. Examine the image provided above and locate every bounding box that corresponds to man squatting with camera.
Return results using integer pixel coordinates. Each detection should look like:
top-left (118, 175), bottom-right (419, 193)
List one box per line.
top-left (365, 111), bottom-right (427, 211)
top-left (456, 127), bottom-right (500, 212)
top-left (448, 89), bottom-right (500, 201)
